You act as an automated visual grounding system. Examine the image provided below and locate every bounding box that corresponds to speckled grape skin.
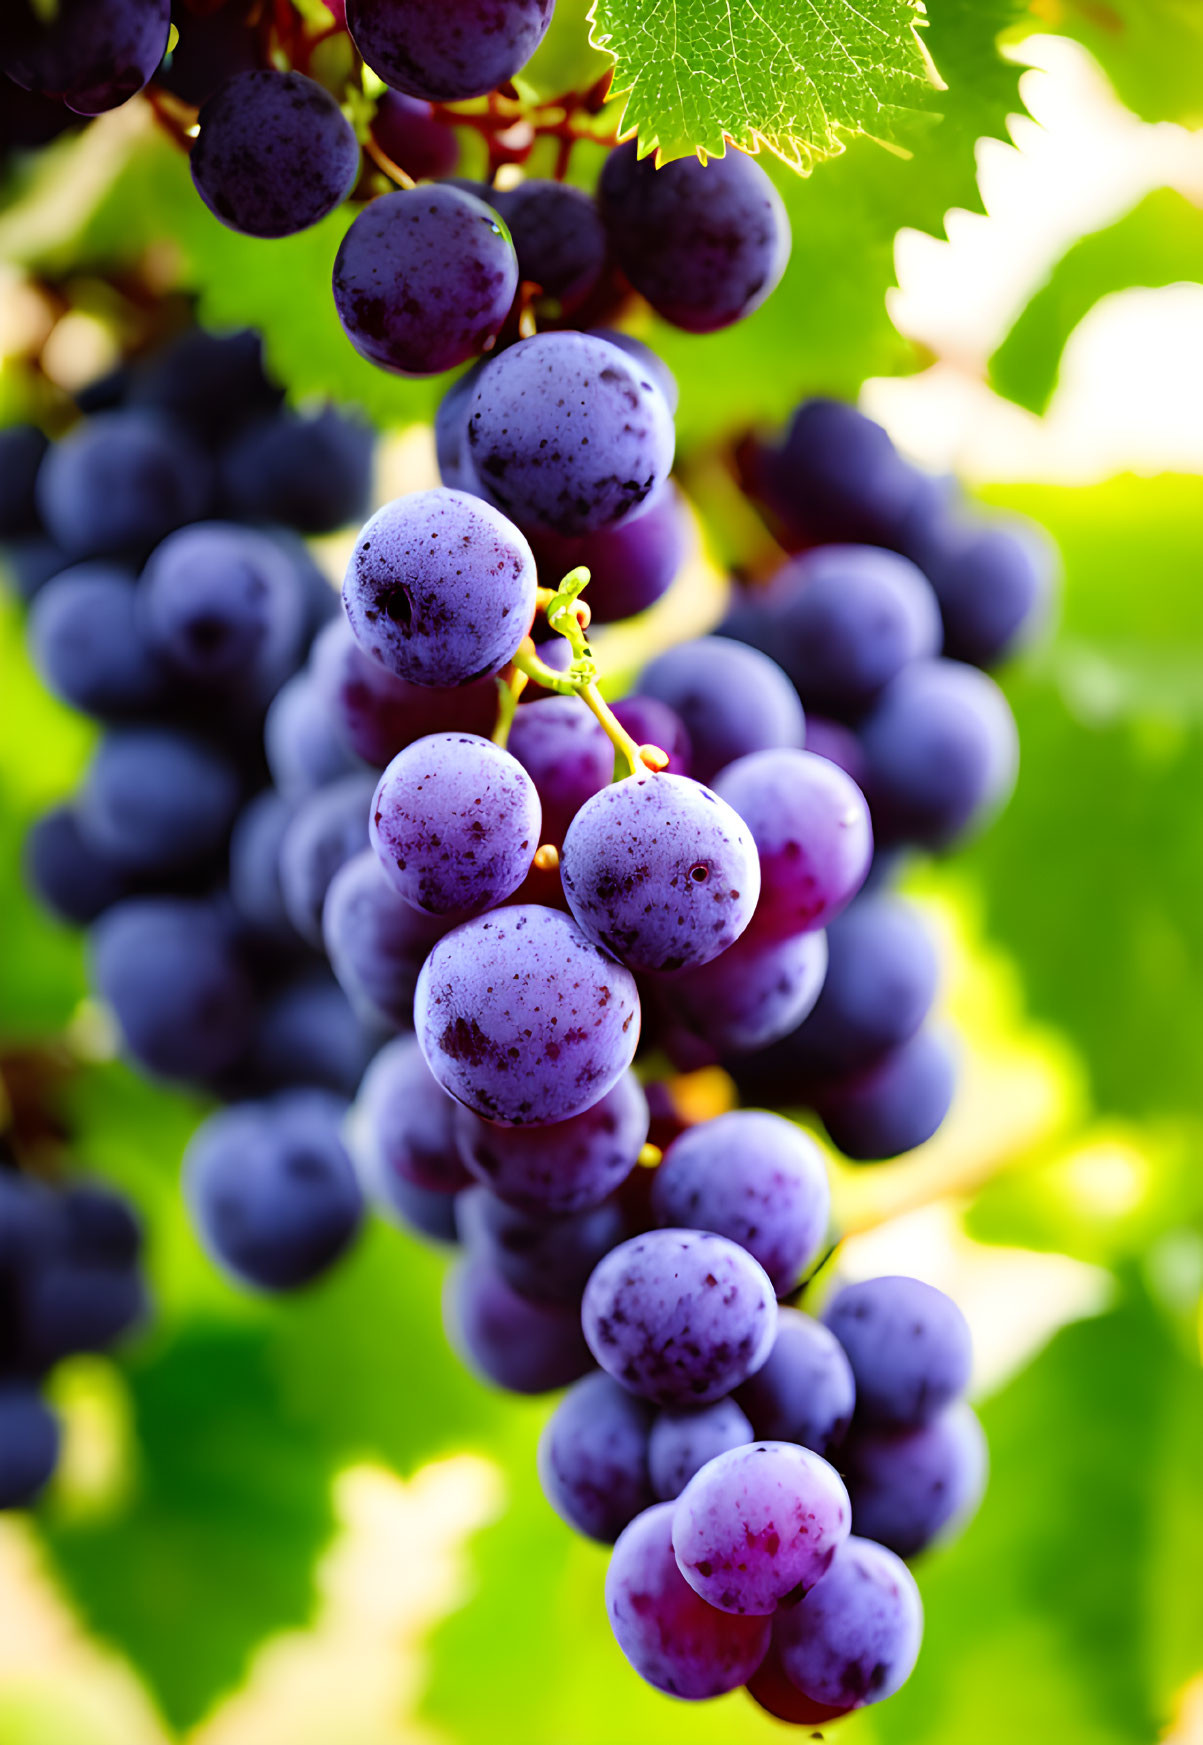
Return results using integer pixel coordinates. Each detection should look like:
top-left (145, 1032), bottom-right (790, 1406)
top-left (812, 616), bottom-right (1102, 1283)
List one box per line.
top-left (582, 1229), bottom-right (777, 1407)
top-left (774, 1535), bottom-right (923, 1709)
top-left (191, 71), bottom-right (360, 239)
top-left (464, 332), bottom-right (675, 537)
top-left (415, 905), bottom-right (640, 1126)
top-left (346, 0), bottom-right (554, 102)
top-left (598, 142), bottom-right (790, 335)
top-left (655, 913), bottom-right (827, 1058)
top-left (823, 1275), bottom-right (972, 1429)
top-left (638, 637), bottom-right (804, 787)
top-left (370, 733), bottom-right (540, 918)
top-left (538, 1371), bottom-right (654, 1542)
top-left (560, 772), bottom-right (760, 974)
top-left (507, 697), bottom-right (612, 846)
top-left (843, 1402), bottom-right (987, 1560)
top-left (444, 1255), bottom-right (592, 1394)
top-left (457, 1185), bottom-right (626, 1303)
top-left (648, 1399), bottom-right (753, 1501)
top-left (735, 1309), bottom-right (857, 1459)
top-left (491, 179), bottom-right (607, 312)
top-left (349, 1034), bottom-right (469, 1206)
top-left (650, 1112), bottom-right (830, 1299)
top-left (310, 618), bottom-right (498, 767)
top-left (333, 187), bottom-right (518, 377)
top-left (343, 488), bottom-right (536, 687)
top-left (278, 773), bottom-right (377, 946)
top-left (453, 1069), bottom-right (647, 1213)
top-left (671, 1440), bottom-right (850, 1615)
top-left (605, 1502), bottom-right (771, 1699)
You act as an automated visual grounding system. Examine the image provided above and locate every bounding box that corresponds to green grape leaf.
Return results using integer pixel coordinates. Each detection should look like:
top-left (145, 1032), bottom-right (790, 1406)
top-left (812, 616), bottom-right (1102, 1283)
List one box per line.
top-left (588, 0), bottom-right (940, 168)
top-left (1047, 0), bottom-right (1203, 127)
top-left (990, 189), bottom-right (1203, 414)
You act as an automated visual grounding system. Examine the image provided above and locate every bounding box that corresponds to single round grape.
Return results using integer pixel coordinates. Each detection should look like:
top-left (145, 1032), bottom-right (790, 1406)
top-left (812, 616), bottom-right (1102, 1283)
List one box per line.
top-left (191, 70), bottom-right (360, 238)
top-left (560, 771), bottom-right (760, 973)
top-left (638, 637), bottom-right (804, 785)
top-left (823, 1274), bottom-right (972, 1430)
top-left (244, 976), bottom-right (377, 1100)
top-left (609, 694), bottom-right (691, 774)
top-left (323, 847), bottom-right (448, 1027)
top-left (650, 1111), bottom-right (829, 1298)
top-left (506, 697), bottom-right (612, 847)
top-left (91, 897), bottom-right (254, 1081)
top-left (527, 484), bottom-right (689, 626)
top-left (370, 90), bottom-right (461, 181)
top-left (36, 411), bottom-right (210, 560)
top-left (343, 488), bottom-right (536, 687)
top-left (333, 186), bottom-right (518, 376)
top-left (2, 0), bottom-right (170, 115)
top-left (648, 1399), bottom-right (753, 1502)
top-left (491, 179), bottom-right (607, 313)
top-left (655, 914), bottom-right (828, 1058)
top-left (858, 658), bottom-right (1019, 849)
top-left (598, 142), bottom-right (790, 334)
top-left (264, 670), bottom-right (362, 799)
top-left (773, 1535), bottom-right (923, 1710)
top-left (370, 733), bottom-right (540, 917)
top-left (416, 905), bottom-right (640, 1126)
top-left (0, 1384), bottom-right (60, 1507)
top-left (185, 1090), bottom-right (363, 1291)
top-left (457, 1186), bottom-right (625, 1304)
top-left (0, 424), bottom-right (48, 535)
top-left (842, 1402), bottom-right (987, 1559)
top-left (538, 1371), bottom-right (654, 1541)
top-left (129, 326), bottom-right (282, 446)
top-left (220, 406), bottom-right (374, 533)
top-left (453, 1069), bottom-right (647, 1213)
top-left (29, 563), bottom-right (164, 718)
top-left (922, 514), bottom-right (1057, 668)
top-left (278, 772), bottom-right (376, 946)
top-left (310, 618), bottom-right (498, 767)
top-left (444, 1256), bottom-right (592, 1394)
top-left (735, 1308), bottom-right (856, 1459)
top-left (582, 1228), bottom-right (777, 1407)
top-left (350, 1034), bottom-right (469, 1200)
top-left (24, 806), bottom-right (131, 926)
top-left (815, 1025), bottom-right (956, 1162)
top-left (76, 728), bottom-right (242, 877)
top-left (464, 331), bottom-right (675, 537)
top-left (605, 1501), bottom-right (771, 1699)
top-left (228, 789), bottom-right (297, 942)
top-left (143, 521), bottom-right (304, 685)
top-left (346, 0), bottom-right (553, 101)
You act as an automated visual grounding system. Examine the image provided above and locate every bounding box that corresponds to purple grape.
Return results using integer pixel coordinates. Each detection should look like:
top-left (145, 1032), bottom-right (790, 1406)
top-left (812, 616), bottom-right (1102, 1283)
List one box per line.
top-left (389, 1177), bottom-right (460, 1244)
top-left (434, 360), bottom-right (486, 492)
top-left (309, 617), bottom-right (499, 767)
top-left (453, 1069), bottom-right (648, 1213)
top-left (129, 325), bottom-right (281, 445)
top-left (29, 563), bottom-right (165, 718)
top-left (2, 0), bottom-right (170, 115)
top-left (560, 771), bottom-right (760, 974)
top-left (800, 714), bottom-right (868, 787)
top-left (264, 670), bottom-right (362, 799)
top-left (735, 1308), bottom-right (856, 1459)
top-left (538, 1370), bottom-right (654, 1541)
top-left (815, 1025), bottom-right (956, 1162)
top-left (76, 728), bottom-right (241, 876)
top-left (323, 847), bottom-right (448, 1027)
top-left (598, 142), bottom-right (789, 334)
top-left (858, 658), bottom-right (1019, 849)
top-left (588, 329), bottom-right (678, 414)
top-left (220, 406), bottom-right (374, 533)
top-left (842, 1402), bottom-right (987, 1558)
top-left (457, 1185), bottom-right (625, 1304)
top-left (650, 1111), bottom-right (829, 1298)
top-left (655, 913), bottom-right (827, 1059)
top-left (416, 905), bottom-right (640, 1126)
top-left (464, 332), bottom-right (675, 537)
top-left (143, 521), bottom-right (304, 686)
top-left (351, 1034), bottom-right (469, 1201)
top-left (346, 0), bottom-right (553, 101)
top-left (36, 411), bottom-right (210, 560)
top-left (343, 488), bottom-right (535, 686)
top-left (526, 483), bottom-right (689, 625)
top-left (245, 975), bottom-right (377, 1099)
top-left (444, 1255), bottom-right (592, 1394)
top-left (605, 1501), bottom-right (771, 1698)
top-left (638, 637), bottom-right (804, 785)
top-left (333, 186), bottom-right (518, 376)
top-left (714, 748), bottom-right (872, 938)
top-left (15, 1181), bottom-right (148, 1371)
top-left (920, 513), bottom-right (1057, 669)
top-left (0, 1385), bottom-right (60, 1507)
top-left (506, 697), bottom-right (611, 846)
top-left (155, 0), bottom-right (258, 106)
top-left (228, 789), bottom-right (297, 942)
top-left (609, 694), bottom-right (691, 773)
top-left (648, 1399), bottom-right (752, 1501)
top-left (370, 732), bottom-right (540, 917)
top-left (773, 1535), bottom-right (923, 1708)
top-left (0, 424), bottom-right (48, 535)
top-left (24, 806), bottom-right (132, 926)
top-left (191, 69), bottom-right (359, 238)
top-left (823, 1275), bottom-right (972, 1429)
top-left (582, 1228), bottom-right (776, 1407)
top-left (185, 1090), bottom-right (363, 1291)
top-left (278, 772), bottom-right (376, 945)
top-left (491, 179), bottom-right (607, 313)
top-left (747, 1646), bottom-right (853, 1724)
top-left (764, 545), bottom-right (943, 718)
top-left (370, 90), bottom-right (460, 181)
top-left (91, 897), bottom-right (254, 1081)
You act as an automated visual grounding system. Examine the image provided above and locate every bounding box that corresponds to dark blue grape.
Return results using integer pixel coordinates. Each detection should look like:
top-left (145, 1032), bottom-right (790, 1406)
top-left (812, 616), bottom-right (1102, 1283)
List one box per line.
top-left (16, 1182), bottom-right (147, 1370)
top-left (36, 411), bottom-right (210, 559)
top-left (654, 914), bottom-right (828, 1059)
top-left (637, 637), bottom-right (803, 785)
top-left (129, 325), bottom-right (282, 445)
top-left (323, 846), bottom-right (448, 1027)
top-left (191, 69), bottom-right (360, 238)
top-left (735, 1307), bottom-right (856, 1458)
top-left (598, 142), bottom-right (789, 333)
top-left (464, 332), bottom-right (675, 537)
top-left (824, 1275), bottom-right (972, 1429)
top-left (346, 0), bottom-right (554, 102)
top-left (247, 975), bottom-right (377, 1098)
top-left (143, 521), bottom-right (304, 686)
top-left (814, 1024), bottom-right (956, 1161)
top-left (370, 90), bottom-right (461, 180)
top-left (506, 696), bottom-right (611, 847)
top-left (434, 360), bottom-right (486, 492)
top-left (0, 423), bottom-right (48, 535)
top-left (491, 179), bottom-right (607, 313)
top-left (538, 1370), bottom-right (654, 1541)
top-left (228, 789), bottom-right (297, 942)
top-left (386, 1176), bottom-right (460, 1244)
top-left (350, 1034), bottom-right (469, 1199)
top-left (458, 1185), bottom-right (625, 1304)
top-left (772, 1535), bottom-right (922, 1708)
top-left (0, 1384), bottom-right (60, 1508)
top-left (923, 514), bottom-right (1057, 669)
top-left (588, 330), bottom-right (678, 414)
top-left (333, 185), bottom-right (518, 376)
top-left (185, 1089), bottom-right (363, 1291)
top-left (2, 0), bottom-right (170, 115)
top-left (76, 727), bottom-right (241, 877)
top-left (268, 531), bottom-right (341, 643)
top-left (220, 406), bottom-right (374, 533)
top-left (842, 1402), bottom-right (987, 1559)
top-left (24, 806), bottom-right (132, 926)
top-left (278, 771), bottom-right (376, 945)
top-left (647, 1398), bottom-right (752, 1501)
top-left (264, 671), bottom-right (362, 800)
top-left (444, 1255), bottom-right (591, 1394)
top-left (527, 484), bottom-right (688, 626)
top-left (1, 535), bottom-right (67, 602)
top-left (29, 563), bottom-right (165, 718)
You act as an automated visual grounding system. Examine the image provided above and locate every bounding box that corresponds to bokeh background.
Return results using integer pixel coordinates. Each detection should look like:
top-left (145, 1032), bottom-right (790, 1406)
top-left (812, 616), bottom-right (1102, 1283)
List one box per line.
top-left (2, 9), bottom-right (1203, 1743)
